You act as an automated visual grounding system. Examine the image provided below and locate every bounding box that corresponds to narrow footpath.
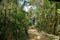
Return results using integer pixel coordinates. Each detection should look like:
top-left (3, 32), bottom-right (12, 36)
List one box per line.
top-left (27, 24), bottom-right (59, 40)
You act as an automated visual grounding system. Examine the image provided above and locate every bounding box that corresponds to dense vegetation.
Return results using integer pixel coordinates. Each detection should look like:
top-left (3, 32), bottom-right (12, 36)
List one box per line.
top-left (0, 0), bottom-right (29, 40)
top-left (0, 0), bottom-right (60, 40)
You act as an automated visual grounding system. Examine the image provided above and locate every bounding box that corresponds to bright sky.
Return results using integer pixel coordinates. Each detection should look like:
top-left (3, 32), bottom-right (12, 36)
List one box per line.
top-left (23, 5), bottom-right (37, 12)
top-left (18, 0), bottom-right (37, 12)
top-left (23, 5), bottom-right (32, 12)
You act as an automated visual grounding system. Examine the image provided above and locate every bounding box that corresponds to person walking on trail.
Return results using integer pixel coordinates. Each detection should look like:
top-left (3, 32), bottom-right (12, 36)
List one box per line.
top-left (29, 16), bottom-right (36, 25)
top-left (33, 17), bottom-right (35, 25)
top-left (29, 18), bottom-right (33, 25)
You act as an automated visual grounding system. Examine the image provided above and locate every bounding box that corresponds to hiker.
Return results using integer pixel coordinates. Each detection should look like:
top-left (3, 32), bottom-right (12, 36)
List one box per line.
top-left (29, 18), bottom-right (33, 25)
top-left (32, 16), bottom-right (35, 25)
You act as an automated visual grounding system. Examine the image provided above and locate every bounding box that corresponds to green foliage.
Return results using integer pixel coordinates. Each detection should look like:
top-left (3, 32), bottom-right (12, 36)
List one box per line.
top-left (0, 0), bottom-right (60, 40)
top-left (35, 0), bottom-right (56, 34)
top-left (57, 9), bottom-right (60, 15)
top-left (0, 0), bottom-right (29, 40)
top-left (55, 25), bottom-right (60, 35)
top-left (0, 9), bottom-right (28, 40)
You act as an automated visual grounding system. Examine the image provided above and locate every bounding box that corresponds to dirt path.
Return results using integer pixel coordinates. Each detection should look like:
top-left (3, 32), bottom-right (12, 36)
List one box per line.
top-left (27, 25), bottom-right (59, 40)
